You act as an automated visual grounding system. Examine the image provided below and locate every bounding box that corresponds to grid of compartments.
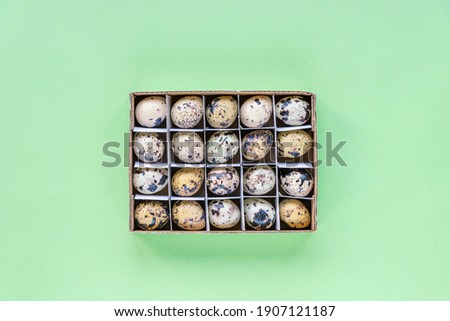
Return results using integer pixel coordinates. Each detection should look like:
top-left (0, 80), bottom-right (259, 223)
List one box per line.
top-left (129, 91), bottom-right (317, 233)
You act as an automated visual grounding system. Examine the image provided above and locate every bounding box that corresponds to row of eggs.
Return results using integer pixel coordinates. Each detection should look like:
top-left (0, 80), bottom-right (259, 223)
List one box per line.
top-left (133, 129), bottom-right (313, 164)
top-left (133, 166), bottom-right (314, 197)
top-left (135, 95), bottom-right (311, 129)
top-left (135, 198), bottom-right (311, 231)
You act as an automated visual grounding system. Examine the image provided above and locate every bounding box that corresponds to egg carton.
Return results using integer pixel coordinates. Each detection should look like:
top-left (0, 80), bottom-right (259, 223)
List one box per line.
top-left (128, 91), bottom-right (318, 233)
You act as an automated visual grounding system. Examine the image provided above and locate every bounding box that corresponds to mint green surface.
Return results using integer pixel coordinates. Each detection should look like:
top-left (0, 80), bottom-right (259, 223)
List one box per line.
top-left (1, 0), bottom-right (449, 300)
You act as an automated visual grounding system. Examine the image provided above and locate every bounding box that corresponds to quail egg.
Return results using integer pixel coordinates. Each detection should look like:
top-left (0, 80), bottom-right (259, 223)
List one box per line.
top-left (135, 96), bottom-right (166, 128)
top-left (206, 131), bottom-right (239, 163)
top-left (134, 201), bottom-right (169, 230)
top-left (277, 130), bottom-right (313, 158)
top-left (208, 199), bottom-right (241, 229)
top-left (171, 167), bottom-right (204, 196)
top-left (279, 169), bottom-right (314, 197)
top-left (243, 165), bottom-right (276, 195)
top-left (133, 132), bottom-right (165, 163)
top-left (171, 132), bottom-right (204, 163)
top-left (242, 130), bottom-right (273, 161)
top-left (275, 96), bottom-right (311, 126)
top-left (240, 95), bottom-right (273, 128)
top-left (206, 96), bottom-right (238, 128)
top-left (207, 167), bottom-right (239, 196)
top-left (133, 168), bottom-right (168, 195)
top-left (244, 198), bottom-right (276, 230)
top-left (279, 199), bottom-right (311, 228)
top-left (172, 200), bottom-right (206, 231)
top-left (171, 96), bottom-right (203, 128)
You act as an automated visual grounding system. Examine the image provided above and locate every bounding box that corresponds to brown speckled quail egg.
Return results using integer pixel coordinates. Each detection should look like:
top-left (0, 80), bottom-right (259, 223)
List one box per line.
top-left (134, 201), bottom-right (169, 230)
top-left (135, 96), bottom-right (166, 128)
top-left (171, 132), bottom-right (204, 163)
top-left (244, 198), bottom-right (276, 230)
top-left (276, 96), bottom-right (311, 126)
top-left (206, 96), bottom-right (238, 128)
top-left (206, 131), bottom-right (239, 163)
top-left (172, 200), bottom-right (206, 231)
top-left (279, 199), bottom-right (311, 229)
top-left (242, 130), bottom-right (274, 161)
top-left (133, 132), bottom-right (165, 163)
top-left (243, 165), bottom-right (276, 195)
top-left (171, 96), bottom-right (203, 128)
top-left (277, 130), bottom-right (313, 158)
top-left (240, 95), bottom-right (273, 128)
top-left (208, 199), bottom-right (241, 229)
top-left (280, 169), bottom-right (314, 197)
top-left (171, 168), bottom-right (204, 197)
top-left (133, 168), bottom-right (168, 195)
top-left (207, 167), bottom-right (239, 196)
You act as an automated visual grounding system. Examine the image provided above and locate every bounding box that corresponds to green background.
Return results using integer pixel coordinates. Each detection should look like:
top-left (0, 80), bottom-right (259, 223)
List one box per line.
top-left (1, 0), bottom-right (449, 300)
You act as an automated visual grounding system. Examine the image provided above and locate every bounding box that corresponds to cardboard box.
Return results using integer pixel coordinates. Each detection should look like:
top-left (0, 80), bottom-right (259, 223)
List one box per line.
top-left (129, 91), bottom-right (318, 233)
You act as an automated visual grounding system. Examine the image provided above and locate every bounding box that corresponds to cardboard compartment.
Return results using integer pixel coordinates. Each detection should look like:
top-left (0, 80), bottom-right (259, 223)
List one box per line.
top-left (132, 199), bottom-right (171, 232)
top-left (133, 95), bottom-right (168, 130)
top-left (204, 94), bottom-right (239, 129)
top-left (205, 165), bottom-right (241, 198)
top-left (241, 128), bottom-right (277, 164)
top-left (243, 196), bottom-right (278, 232)
top-left (207, 198), bottom-right (242, 231)
top-left (169, 130), bottom-right (205, 164)
top-left (170, 199), bottom-right (207, 232)
top-left (167, 94), bottom-right (205, 130)
top-left (131, 166), bottom-right (170, 197)
top-left (274, 93), bottom-right (313, 128)
top-left (276, 128), bottom-right (315, 164)
top-left (170, 166), bottom-right (206, 198)
top-left (278, 197), bottom-right (313, 231)
top-left (238, 94), bottom-right (275, 129)
top-left (242, 164), bottom-right (277, 197)
top-left (277, 167), bottom-right (314, 199)
top-left (205, 129), bottom-right (241, 166)
top-left (131, 131), bottom-right (168, 165)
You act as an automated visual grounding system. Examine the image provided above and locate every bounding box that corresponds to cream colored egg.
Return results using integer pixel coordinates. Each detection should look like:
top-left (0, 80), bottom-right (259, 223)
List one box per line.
top-left (171, 96), bottom-right (203, 128)
top-left (133, 168), bottom-right (168, 195)
top-left (240, 95), bottom-right (273, 128)
top-left (275, 96), bottom-right (310, 126)
top-left (206, 131), bottom-right (239, 164)
top-left (244, 198), bottom-right (276, 230)
top-left (208, 199), bottom-right (241, 229)
top-left (135, 96), bottom-right (166, 128)
top-left (243, 165), bottom-right (276, 195)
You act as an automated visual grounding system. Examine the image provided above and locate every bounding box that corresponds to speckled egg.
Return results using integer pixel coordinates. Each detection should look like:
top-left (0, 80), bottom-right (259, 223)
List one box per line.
top-left (240, 95), bottom-right (273, 128)
top-left (172, 200), bottom-right (206, 231)
top-left (242, 130), bottom-right (273, 161)
top-left (171, 132), bottom-right (204, 163)
top-left (135, 96), bottom-right (166, 128)
top-left (171, 96), bottom-right (203, 128)
top-left (280, 169), bottom-right (314, 197)
top-left (279, 199), bottom-right (311, 228)
top-left (171, 168), bottom-right (204, 197)
top-left (206, 131), bottom-right (239, 163)
top-left (206, 96), bottom-right (238, 128)
top-left (277, 130), bottom-right (313, 158)
top-left (275, 96), bottom-right (311, 126)
top-left (133, 132), bottom-right (165, 163)
top-left (207, 167), bottom-right (239, 196)
top-left (134, 201), bottom-right (169, 230)
top-left (208, 200), bottom-right (241, 229)
top-left (243, 166), bottom-right (276, 195)
top-left (244, 198), bottom-right (276, 230)
top-left (133, 168), bottom-right (168, 195)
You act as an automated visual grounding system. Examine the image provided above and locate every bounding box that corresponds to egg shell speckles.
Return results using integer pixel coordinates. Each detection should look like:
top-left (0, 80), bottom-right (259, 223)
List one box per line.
top-left (243, 166), bottom-right (276, 195)
top-left (275, 95), bottom-right (311, 126)
top-left (134, 201), bottom-right (169, 230)
top-left (206, 96), bottom-right (238, 128)
top-left (171, 96), bottom-right (203, 128)
top-left (135, 96), bottom-right (167, 128)
top-left (242, 130), bottom-right (274, 161)
top-left (171, 168), bottom-right (204, 197)
top-left (133, 168), bottom-right (168, 195)
top-left (207, 167), bottom-right (239, 196)
top-left (280, 169), bottom-right (314, 197)
top-left (206, 131), bottom-right (239, 164)
top-left (171, 132), bottom-right (204, 163)
top-left (133, 132), bottom-right (165, 163)
top-left (208, 200), bottom-right (241, 229)
top-left (172, 200), bottom-right (206, 231)
top-left (240, 95), bottom-right (273, 128)
top-left (279, 199), bottom-right (311, 229)
top-left (244, 198), bottom-right (276, 230)
top-left (277, 130), bottom-right (313, 158)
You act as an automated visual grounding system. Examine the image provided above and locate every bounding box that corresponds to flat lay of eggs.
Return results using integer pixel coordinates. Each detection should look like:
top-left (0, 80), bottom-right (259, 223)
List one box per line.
top-left (131, 93), bottom-right (316, 232)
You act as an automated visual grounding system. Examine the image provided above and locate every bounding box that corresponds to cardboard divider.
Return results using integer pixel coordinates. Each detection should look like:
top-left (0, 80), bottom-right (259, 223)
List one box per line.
top-left (129, 91), bottom-right (318, 233)
top-left (239, 94), bottom-right (275, 129)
